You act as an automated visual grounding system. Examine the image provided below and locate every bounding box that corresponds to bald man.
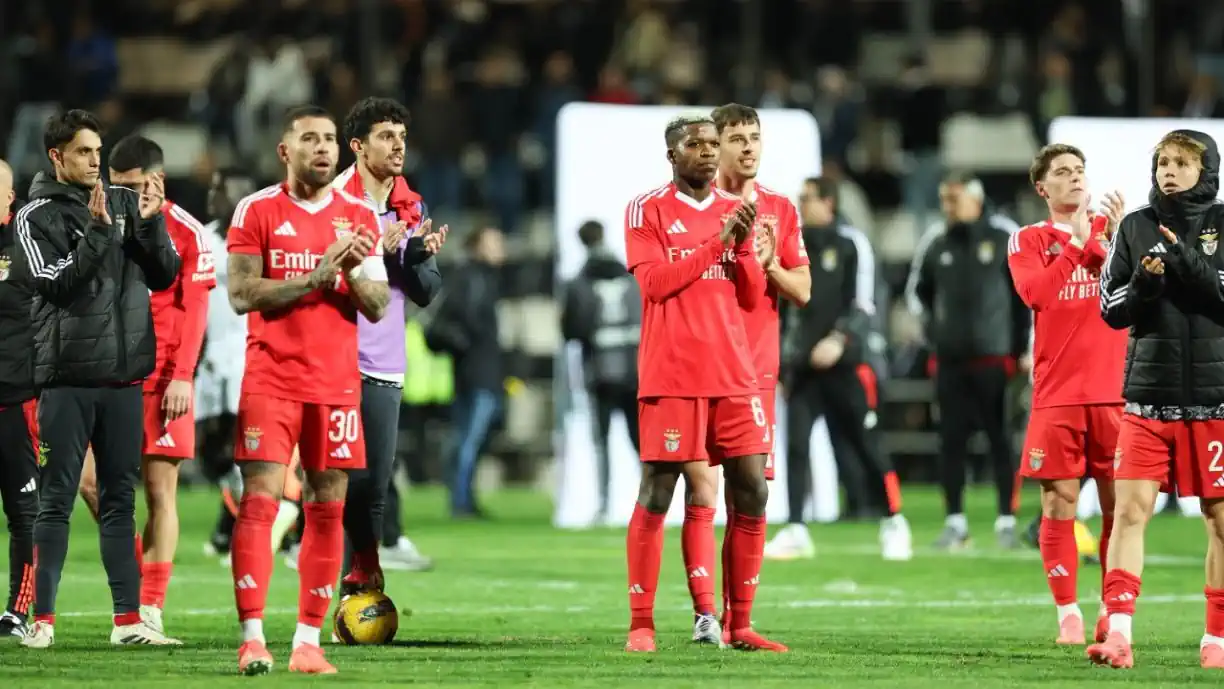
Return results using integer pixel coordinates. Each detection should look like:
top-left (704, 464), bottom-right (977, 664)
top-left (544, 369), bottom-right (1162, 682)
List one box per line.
top-left (0, 157), bottom-right (38, 638)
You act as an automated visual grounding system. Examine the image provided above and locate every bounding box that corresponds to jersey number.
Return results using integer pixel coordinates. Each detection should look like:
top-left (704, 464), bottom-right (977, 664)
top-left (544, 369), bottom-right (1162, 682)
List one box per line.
top-left (1210, 440), bottom-right (1224, 473)
top-left (328, 409), bottom-right (360, 443)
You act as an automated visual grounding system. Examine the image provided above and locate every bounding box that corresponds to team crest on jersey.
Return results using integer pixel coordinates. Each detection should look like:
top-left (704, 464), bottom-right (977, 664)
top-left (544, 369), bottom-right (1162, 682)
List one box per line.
top-left (1200, 229), bottom-right (1218, 256)
top-left (978, 240), bottom-right (995, 264)
top-left (333, 217), bottom-right (355, 240)
top-left (756, 214), bottom-right (778, 236)
top-left (0, 256), bottom-right (10, 281)
top-left (1028, 448), bottom-right (1045, 471)
top-left (821, 247), bottom-right (838, 271)
top-left (243, 426), bottom-right (263, 451)
top-left (663, 428), bottom-right (681, 453)
top-left (1047, 242), bottom-right (1062, 256)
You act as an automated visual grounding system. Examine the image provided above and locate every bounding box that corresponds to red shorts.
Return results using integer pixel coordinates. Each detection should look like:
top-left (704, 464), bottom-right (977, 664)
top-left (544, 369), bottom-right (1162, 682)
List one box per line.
top-left (761, 388), bottom-right (778, 480)
top-left (233, 392), bottom-right (366, 472)
top-left (1018, 404), bottom-right (1121, 481)
top-left (142, 392), bottom-right (196, 459)
top-left (1115, 414), bottom-right (1224, 498)
top-left (638, 395), bottom-right (771, 463)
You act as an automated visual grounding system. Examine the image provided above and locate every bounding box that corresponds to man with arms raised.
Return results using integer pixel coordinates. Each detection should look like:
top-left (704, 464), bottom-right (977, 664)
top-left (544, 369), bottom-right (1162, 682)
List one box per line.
top-left (225, 105), bottom-right (389, 675)
top-left (624, 114), bottom-right (783, 653)
top-left (1007, 143), bottom-right (1125, 645)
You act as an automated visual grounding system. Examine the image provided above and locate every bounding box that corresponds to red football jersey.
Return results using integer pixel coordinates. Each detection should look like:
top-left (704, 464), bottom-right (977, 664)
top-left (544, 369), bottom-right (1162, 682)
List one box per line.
top-left (625, 183), bottom-right (764, 398)
top-left (227, 184), bottom-right (382, 406)
top-left (145, 201), bottom-right (217, 390)
top-left (740, 184), bottom-right (809, 387)
top-left (1007, 215), bottom-right (1126, 408)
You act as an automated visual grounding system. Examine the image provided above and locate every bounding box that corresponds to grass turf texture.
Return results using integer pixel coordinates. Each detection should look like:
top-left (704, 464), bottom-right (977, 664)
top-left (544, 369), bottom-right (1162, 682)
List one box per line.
top-left (0, 485), bottom-right (1215, 687)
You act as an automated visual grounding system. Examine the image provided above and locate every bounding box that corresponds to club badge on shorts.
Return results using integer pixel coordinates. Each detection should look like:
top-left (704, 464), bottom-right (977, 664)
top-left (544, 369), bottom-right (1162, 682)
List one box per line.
top-left (1028, 447), bottom-right (1045, 471)
top-left (821, 247), bottom-right (837, 272)
top-left (978, 240), bottom-right (995, 264)
top-left (1200, 229), bottom-right (1218, 256)
top-left (663, 428), bottom-right (681, 453)
top-left (243, 426), bottom-right (263, 451)
top-left (0, 256), bottom-right (10, 281)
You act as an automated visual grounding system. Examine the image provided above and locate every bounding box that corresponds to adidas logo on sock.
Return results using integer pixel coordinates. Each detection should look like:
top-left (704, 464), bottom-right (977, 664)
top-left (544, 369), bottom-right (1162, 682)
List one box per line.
top-left (309, 585), bottom-right (334, 599)
top-left (236, 574), bottom-right (257, 590)
top-left (689, 566), bottom-right (709, 579)
top-left (628, 584), bottom-right (645, 594)
top-left (1047, 564), bottom-right (1070, 578)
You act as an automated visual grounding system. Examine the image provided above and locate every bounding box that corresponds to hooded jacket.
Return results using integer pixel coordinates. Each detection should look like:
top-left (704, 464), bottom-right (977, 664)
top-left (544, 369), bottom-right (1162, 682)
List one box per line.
top-left (561, 246), bottom-right (641, 389)
top-left (1100, 129), bottom-right (1224, 415)
top-left (12, 173), bottom-right (180, 388)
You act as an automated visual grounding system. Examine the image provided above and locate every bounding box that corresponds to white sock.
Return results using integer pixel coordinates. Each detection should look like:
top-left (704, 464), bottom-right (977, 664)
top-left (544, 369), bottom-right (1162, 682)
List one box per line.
top-left (1056, 604), bottom-right (1082, 623)
top-left (292, 623), bottom-right (321, 649)
top-left (1109, 613), bottom-right (1133, 642)
top-left (241, 618), bottom-right (264, 643)
top-left (994, 514), bottom-right (1016, 531)
top-left (1202, 634), bottom-right (1224, 649)
top-left (1098, 601), bottom-right (1109, 619)
top-left (946, 513), bottom-right (968, 534)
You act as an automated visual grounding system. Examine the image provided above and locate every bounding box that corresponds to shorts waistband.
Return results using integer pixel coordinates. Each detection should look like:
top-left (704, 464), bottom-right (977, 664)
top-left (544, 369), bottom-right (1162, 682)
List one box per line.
top-left (361, 374), bottom-right (403, 390)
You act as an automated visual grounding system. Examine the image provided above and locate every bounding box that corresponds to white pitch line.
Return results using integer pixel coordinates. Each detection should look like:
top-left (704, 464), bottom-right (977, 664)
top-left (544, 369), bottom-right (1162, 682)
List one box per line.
top-left (52, 593), bottom-right (1208, 619)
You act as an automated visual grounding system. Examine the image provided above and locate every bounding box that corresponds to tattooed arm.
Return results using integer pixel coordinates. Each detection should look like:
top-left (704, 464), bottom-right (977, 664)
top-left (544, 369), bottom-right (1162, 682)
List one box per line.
top-left (345, 271), bottom-right (391, 322)
top-left (227, 251), bottom-right (341, 315)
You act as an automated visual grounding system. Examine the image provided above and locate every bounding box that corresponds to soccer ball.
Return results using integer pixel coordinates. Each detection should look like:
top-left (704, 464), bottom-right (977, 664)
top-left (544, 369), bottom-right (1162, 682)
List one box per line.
top-left (333, 590), bottom-right (399, 645)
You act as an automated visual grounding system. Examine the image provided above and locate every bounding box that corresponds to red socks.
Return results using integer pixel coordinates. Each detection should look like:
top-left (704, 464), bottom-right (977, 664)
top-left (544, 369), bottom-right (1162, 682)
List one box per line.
top-left (231, 493), bottom-right (277, 622)
top-left (721, 507), bottom-right (734, 626)
top-left (883, 471), bottom-right (903, 516)
top-left (681, 505), bottom-right (716, 615)
top-left (1206, 587), bottom-right (1224, 637)
top-left (1039, 517), bottom-right (1078, 606)
top-left (726, 513), bottom-right (766, 630)
top-left (140, 561), bottom-right (173, 608)
top-left (1102, 569), bottom-right (1141, 616)
top-left (626, 503), bottom-right (666, 631)
top-left (298, 501), bottom-right (345, 628)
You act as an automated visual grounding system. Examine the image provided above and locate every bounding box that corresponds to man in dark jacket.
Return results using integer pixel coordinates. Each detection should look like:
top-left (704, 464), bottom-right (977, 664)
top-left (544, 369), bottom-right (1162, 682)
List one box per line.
top-left (1092, 129), bottom-right (1224, 668)
top-left (904, 170), bottom-right (1029, 551)
top-left (771, 177), bottom-right (911, 562)
top-left (13, 109), bottom-right (180, 647)
top-left (0, 158), bottom-right (39, 639)
top-left (436, 226), bottom-right (504, 518)
top-left (561, 220), bottom-right (641, 523)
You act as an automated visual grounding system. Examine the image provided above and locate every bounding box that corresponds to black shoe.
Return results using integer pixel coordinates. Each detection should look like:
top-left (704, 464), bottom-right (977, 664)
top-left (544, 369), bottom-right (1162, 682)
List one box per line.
top-left (0, 612), bottom-right (27, 639)
top-left (1023, 515), bottom-right (1041, 549)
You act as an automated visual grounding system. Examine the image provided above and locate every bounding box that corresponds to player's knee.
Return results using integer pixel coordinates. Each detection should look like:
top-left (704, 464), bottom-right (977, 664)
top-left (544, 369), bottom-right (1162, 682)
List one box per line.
top-left (1114, 496), bottom-right (1151, 530)
top-left (1039, 480), bottom-right (1079, 519)
top-left (241, 462), bottom-right (285, 499)
top-left (729, 475), bottom-right (769, 516)
top-left (306, 469), bottom-right (348, 503)
top-left (637, 470), bottom-right (677, 513)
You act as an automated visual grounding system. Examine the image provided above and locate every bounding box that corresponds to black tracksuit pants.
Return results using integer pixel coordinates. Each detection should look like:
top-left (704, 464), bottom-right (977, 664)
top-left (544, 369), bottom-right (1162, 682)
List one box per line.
top-left (935, 361), bottom-right (1016, 518)
top-left (344, 377), bottom-right (403, 572)
top-left (33, 385), bottom-right (143, 618)
top-left (590, 382), bottom-right (639, 517)
top-left (0, 399), bottom-right (39, 617)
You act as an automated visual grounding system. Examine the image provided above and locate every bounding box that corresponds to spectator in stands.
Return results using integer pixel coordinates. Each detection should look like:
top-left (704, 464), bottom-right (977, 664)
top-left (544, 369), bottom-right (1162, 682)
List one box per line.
top-left (237, 37), bottom-right (313, 171)
top-left (1032, 51), bottom-right (1076, 140)
top-left (472, 49), bottom-right (526, 234)
top-left (1182, 72), bottom-right (1224, 119)
top-left (812, 66), bottom-right (862, 172)
top-left (535, 51), bottom-right (582, 205)
top-left (8, 19), bottom-right (65, 179)
top-left (616, 0), bottom-right (670, 91)
top-left (196, 46), bottom-right (249, 159)
top-left (65, 14), bottom-right (118, 105)
top-left (897, 54), bottom-right (943, 236)
top-left (589, 63), bottom-right (639, 105)
top-left (412, 69), bottom-right (467, 214)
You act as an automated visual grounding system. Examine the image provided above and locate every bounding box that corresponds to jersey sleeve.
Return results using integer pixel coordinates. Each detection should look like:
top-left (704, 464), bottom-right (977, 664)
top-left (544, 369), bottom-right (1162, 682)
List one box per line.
top-left (777, 201), bottom-right (808, 269)
top-left (1081, 215), bottom-right (1110, 271)
top-left (624, 198), bottom-right (723, 302)
top-left (169, 205), bottom-right (218, 290)
top-left (1007, 226), bottom-right (1084, 311)
top-left (227, 197), bottom-right (266, 256)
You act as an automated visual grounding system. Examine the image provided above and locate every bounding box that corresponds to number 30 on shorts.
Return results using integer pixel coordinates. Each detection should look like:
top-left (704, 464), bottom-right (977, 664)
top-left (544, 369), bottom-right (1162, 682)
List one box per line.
top-left (328, 409), bottom-right (360, 443)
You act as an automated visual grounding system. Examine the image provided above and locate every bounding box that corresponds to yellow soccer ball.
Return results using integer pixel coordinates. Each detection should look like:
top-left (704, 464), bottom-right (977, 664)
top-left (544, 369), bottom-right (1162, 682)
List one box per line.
top-left (333, 590), bottom-right (399, 645)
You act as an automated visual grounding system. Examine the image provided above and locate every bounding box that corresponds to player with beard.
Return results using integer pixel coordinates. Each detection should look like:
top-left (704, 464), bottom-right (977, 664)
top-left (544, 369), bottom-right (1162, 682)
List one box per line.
top-left (225, 105), bottom-right (390, 675)
top-left (624, 115), bottom-right (783, 652)
top-left (333, 97), bottom-right (444, 593)
top-left (672, 103), bottom-right (811, 645)
top-left (1007, 143), bottom-right (1126, 645)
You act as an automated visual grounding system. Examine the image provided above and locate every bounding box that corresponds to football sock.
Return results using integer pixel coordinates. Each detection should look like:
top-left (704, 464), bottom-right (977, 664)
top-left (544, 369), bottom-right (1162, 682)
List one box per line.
top-left (1205, 587), bottom-right (1224, 642)
top-left (626, 503), bottom-right (665, 631)
top-left (721, 507), bottom-right (734, 624)
top-left (297, 501), bottom-right (345, 629)
top-left (1099, 516), bottom-right (1114, 584)
top-left (1039, 518), bottom-right (1079, 608)
top-left (681, 505), bottom-right (716, 615)
top-left (883, 471), bottom-right (903, 517)
top-left (139, 561), bottom-right (173, 608)
top-left (231, 493), bottom-right (277, 628)
top-left (1103, 568), bottom-right (1141, 642)
top-left (292, 621), bottom-right (322, 650)
top-left (113, 611), bottom-right (140, 626)
top-left (727, 513), bottom-right (766, 630)
top-left (946, 513), bottom-right (968, 534)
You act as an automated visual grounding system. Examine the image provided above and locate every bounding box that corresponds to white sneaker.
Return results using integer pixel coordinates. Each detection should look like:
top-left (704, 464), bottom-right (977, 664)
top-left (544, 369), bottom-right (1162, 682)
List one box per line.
top-left (692, 613), bottom-right (722, 645)
top-left (111, 620), bottom-right (182, 645)
top-left (880, 514), bottom-right (913, 561)
top-left (764, 523), bottom-right (815, 560)
top-left (284, 543), bottom-right (300, 570)
top-left (379, 537), bottom-right (434, 572)
top-left (140, 605), bottom-right (165, 634)
top-left (21, 620), bottom-right (54, 648)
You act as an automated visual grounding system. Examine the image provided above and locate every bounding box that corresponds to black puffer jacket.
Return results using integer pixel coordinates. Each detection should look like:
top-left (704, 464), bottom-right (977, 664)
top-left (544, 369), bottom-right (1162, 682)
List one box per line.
top-left (0, 205), bottom-right (35, 406)
top-left (561, 248), bottom-right (641, 389)
top-left (1100, 129), bottom-right (1224, 410)
top-left (12, 174), bottom-right (180, 387)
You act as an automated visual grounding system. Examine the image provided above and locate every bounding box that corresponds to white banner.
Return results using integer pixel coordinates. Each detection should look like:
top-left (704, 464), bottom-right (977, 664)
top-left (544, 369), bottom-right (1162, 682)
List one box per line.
top-left (1047, 117), bottom-right (1224, 212)
top-left (551, 103), bottom-right (839, 527)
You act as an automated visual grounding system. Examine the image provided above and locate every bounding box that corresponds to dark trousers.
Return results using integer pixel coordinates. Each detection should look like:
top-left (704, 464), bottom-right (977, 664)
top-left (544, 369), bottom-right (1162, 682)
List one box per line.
top-left (382, 476), bottom-right (402, 546)
top-left (344, 378), bottom-right (402, 571)
top-left (936, 361), bottom-right (1015, 517)
top-left (448, 387), bottom-right (501, 515)
top-left (786, 366), bottom-right (895, 522)
top-left (34, 385), bottom-right (143, 616)
top-left (0, 399), bottom-right (39, 616)
top-left (590, 382), bottom-right (639, 517)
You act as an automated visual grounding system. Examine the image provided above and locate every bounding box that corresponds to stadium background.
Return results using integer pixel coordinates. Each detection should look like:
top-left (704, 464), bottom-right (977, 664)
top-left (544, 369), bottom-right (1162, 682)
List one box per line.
top-left (1, 0), bottom-right (1220, 508)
